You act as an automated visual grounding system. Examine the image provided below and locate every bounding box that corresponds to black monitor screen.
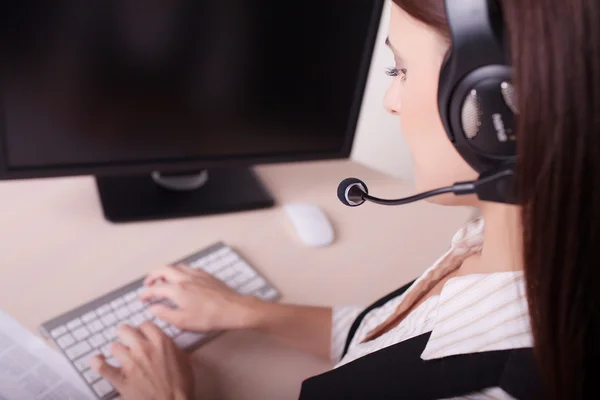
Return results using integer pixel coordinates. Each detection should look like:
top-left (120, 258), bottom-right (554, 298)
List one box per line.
top-left (0, 1), bottom-right (380, 171)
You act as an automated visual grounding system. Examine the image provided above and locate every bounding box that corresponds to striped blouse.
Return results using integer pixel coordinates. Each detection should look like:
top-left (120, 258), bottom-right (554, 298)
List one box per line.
top-left (330, 218), bottom-right (532, 400)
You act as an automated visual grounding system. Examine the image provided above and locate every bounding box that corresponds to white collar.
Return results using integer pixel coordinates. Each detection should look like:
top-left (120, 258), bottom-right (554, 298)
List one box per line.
top-left (359, 217), bottom-right (533, 361)
top-left (417, 218), bottom-right (533, 359)
top-left (420, 270), bottom-right (532, 360)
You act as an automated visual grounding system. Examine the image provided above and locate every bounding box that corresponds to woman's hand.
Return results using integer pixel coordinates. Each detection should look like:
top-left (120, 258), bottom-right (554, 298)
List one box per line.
top-left (91, 322), bottom-right (194, 400)
top-left (140, 265), bottom-right (264, 332)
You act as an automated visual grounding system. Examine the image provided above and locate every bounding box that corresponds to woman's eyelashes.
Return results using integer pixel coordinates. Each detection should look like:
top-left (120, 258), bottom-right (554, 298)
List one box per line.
top-left (385, 67), bottom-right (407, 81)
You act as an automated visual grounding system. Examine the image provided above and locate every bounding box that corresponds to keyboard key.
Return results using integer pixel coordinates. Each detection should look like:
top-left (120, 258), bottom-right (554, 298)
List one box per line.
top-left (74, 350), bottom-right (101, 371)
top-left (227, 268), bottom-right (241, 279)
top-left (50, 326), bottom-right (68, 338)
top-left (81, 312), bottom-right (97, 324)
top-left (225, 279), bottom-right (237, 289)
top-left (258, 288), bottom-right (279, 301)
top-left (231, 275), bottom-right (247, 288)
top-left (175, 331), bottom-right (205, 349)
top-left (93, 379), bottom-right (114, 397)
top-left (66, 318), bottom-right (82, 330)
top-left (106, 357), bottom-right (120, 368)
top-left (121, 318), bottom-right (135, 328)
top-left (225, 257), bottom-right (238, 267)
top-left (154, 319), bottom-right (168, 329)
top-left (131, 313), bottom-right (146, 327)
top-left (170, 326), bottom-right (181, 335)
top-left (83, 368), bottom-right (101, 384)
top-left (165, 328), bottom-right (176, 337)
top-left (234, 260), bottom-right (251, 269)
top-left (245, 270), bottom-right (258, 280)
top-left (226, 267), bottom-right (239, 279)
top-left (66, 341), bottom-right (91, 360)
top-left (215, 247), bottom-right (230, 258)
top-left (230, 263), bottom-right (244, 274)
top-left (72, 326), bottom-right (91, 341)
top-left (128, 300), bottom-right (144, 313)
top-left (198, 256), bottom-right (211, 265)
top-left (216, 270), bottom-right (230, 280)
top-left (212, 258), bottom-right (228, 270)
top-left (103, 326), bottom-right (118, 341)
top-left (203, 257), bottom-right (215, 266)
top-left (124, 292), bottom-right (137, 303)
top-left (87, 320), bottom-right (104, 334)
top-left (100, 344), bottom-right (112, 358)
top-left (142, 309), bottom-right (154, 320)
top-left (101, 312), bottom-right (118, 326)
top-left (222, 253), bottom-right (240, 265)
top-left (256, 277), bottom-right (267, 286)
top-left (89, 333), bottom-right (106, 348)
top-left (110, 298), bottom-right (125, 309)
top-left (239, 278), bottom-right (266, 294)
top-left (117, 320), bottom-right (131, 329)
top-left (238, 264), bottom-right (257, 279)
top-left (221, 278), bottom-right (233, 289)
top-left (136, 287), bottom-right (145, 296)
top-left (204, 263), bottom-right (221, 274)
top-left (57, 333), bottom-right (75, 349)
top-left (115, 306), bottom-right (131, 319)
top-left (96, 305), bottom-right (111, 316)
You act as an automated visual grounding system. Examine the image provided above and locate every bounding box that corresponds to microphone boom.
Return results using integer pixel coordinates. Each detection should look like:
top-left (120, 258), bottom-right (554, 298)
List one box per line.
top-left (337, 177), bottom-right (478, 207)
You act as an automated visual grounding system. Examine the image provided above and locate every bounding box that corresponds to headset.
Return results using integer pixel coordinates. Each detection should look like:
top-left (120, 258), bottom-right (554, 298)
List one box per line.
top-left (438, 0), bottom-right (518, 203)
top-left (338, 0), bottom-right (519, 207)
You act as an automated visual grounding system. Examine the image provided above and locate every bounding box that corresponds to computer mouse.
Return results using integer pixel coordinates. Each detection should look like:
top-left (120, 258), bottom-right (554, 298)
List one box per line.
top-left (283, 203), bottom-right (334, 247)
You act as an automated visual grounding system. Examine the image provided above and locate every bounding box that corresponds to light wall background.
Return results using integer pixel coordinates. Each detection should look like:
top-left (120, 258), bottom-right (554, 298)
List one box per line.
top-left (350, 2), bottom-right (414, 181)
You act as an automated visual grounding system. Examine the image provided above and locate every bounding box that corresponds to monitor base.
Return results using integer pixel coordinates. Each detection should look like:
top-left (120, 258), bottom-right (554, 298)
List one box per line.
top-left (96, 167), bottom-right (275, 223)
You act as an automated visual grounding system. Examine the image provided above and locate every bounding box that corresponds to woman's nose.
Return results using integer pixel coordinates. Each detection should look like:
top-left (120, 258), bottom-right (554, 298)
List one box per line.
top-left (384, 81), bottom-right (402, 116)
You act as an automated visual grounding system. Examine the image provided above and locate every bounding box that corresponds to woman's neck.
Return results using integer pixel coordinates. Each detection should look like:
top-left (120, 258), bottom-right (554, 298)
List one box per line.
top-left (460, 203), bottom-right (524, 275)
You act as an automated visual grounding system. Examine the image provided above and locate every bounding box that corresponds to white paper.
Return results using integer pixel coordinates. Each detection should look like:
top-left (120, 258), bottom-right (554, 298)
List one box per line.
top-left (0, 309), bottom-right (95, 400)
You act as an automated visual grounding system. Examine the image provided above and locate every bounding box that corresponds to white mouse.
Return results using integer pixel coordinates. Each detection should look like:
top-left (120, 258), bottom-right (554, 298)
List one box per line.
top-left (283, 203), bottom-right (334, 247)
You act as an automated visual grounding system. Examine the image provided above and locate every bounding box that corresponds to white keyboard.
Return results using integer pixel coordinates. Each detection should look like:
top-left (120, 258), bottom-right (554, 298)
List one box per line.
top-left (40, 242), bottom-right (280, 399)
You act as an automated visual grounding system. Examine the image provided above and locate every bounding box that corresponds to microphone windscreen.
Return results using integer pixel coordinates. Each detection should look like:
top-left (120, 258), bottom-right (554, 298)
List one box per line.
top-left (337, 177), bottom-right (368, 206)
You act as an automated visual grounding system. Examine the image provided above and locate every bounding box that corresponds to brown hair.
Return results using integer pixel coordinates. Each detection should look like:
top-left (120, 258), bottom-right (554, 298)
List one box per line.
top-left (391, 0), bottom-right (600, 398)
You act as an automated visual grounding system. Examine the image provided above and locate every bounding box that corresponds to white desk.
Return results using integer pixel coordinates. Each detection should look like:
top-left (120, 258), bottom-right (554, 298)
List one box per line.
top-left (0, 160), bottom-right (471, 399)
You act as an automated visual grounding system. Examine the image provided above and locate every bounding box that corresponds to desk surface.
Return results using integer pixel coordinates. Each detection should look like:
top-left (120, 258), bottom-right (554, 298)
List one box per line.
top-left (0, 160), bottom-right (471, 399)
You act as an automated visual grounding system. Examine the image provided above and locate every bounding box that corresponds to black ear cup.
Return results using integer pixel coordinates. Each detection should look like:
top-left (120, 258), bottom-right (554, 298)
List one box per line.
top-left (451, 67), bottom-right (516, 161)
top-left (438, 1), bottom-right (516, 175)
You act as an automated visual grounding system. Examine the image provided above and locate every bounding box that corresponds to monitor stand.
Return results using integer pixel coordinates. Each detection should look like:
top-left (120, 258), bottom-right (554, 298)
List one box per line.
top-left (95, 168), bottom-right (275, 223)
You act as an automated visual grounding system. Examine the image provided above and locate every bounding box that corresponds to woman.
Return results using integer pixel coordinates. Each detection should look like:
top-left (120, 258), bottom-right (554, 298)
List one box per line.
top-left (91, 0), bottom-right (600, 398)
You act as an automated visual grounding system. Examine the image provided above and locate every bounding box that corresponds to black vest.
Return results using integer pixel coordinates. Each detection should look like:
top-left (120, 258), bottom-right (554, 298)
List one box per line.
top-left (299, 281), bottom-right (543, 399)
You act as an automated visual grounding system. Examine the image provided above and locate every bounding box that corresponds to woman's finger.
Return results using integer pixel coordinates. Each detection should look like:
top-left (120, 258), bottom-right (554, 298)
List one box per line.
top-left (173, 264), bottom-right (192, 273)
top-left (110, 341), bottom-right (133, 370)
top-left (117, 324), bottom-right (148, 354)
top-left (139, 283), bottom-right (182, 303)
top-left (144, 265), bottom-right (189, 286)
top-left (148, 303), bottom-right (187, 328)
top-left (188, 267), bottom-right (213, 279)
top-left (187, 268), bottom-right (228, 289)
top-left (139, 321), bottom-right (167, 345)
top-left (90, 354), bottom-right (124, 389)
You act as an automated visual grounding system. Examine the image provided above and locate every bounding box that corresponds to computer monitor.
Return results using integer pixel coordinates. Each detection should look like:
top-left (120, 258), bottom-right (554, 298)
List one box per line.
top-left (0, 1), bottom-right (383, 223)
